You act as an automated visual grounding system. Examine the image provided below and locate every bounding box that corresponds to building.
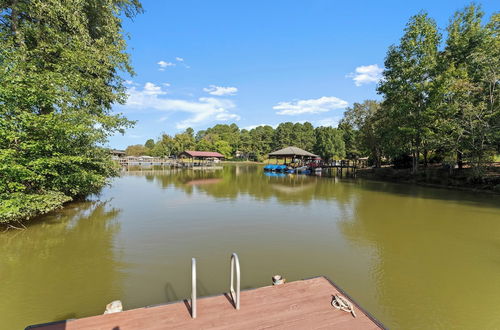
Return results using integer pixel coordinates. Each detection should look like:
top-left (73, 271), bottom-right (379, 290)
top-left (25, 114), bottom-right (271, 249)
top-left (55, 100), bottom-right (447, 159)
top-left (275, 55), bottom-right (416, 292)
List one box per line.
top-left (178, 150), bottom-right (225, 165)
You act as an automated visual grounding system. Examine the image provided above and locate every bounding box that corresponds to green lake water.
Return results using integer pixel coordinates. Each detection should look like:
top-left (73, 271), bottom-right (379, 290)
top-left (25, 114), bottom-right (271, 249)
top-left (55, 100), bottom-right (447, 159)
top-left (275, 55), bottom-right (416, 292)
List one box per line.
top-left (1, 164), bottom-right (499, 329)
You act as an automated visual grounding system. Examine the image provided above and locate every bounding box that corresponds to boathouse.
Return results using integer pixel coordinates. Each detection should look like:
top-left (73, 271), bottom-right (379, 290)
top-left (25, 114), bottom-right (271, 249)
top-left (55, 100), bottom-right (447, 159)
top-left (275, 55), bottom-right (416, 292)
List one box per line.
top-left (178, 150), bottom-right (225, 166)
top-left (179, 150), bottom-right (225, 161)
top-left (268, 146), bottom-right (318, 165)
top-left (110, 149), bottom-right (126, 159)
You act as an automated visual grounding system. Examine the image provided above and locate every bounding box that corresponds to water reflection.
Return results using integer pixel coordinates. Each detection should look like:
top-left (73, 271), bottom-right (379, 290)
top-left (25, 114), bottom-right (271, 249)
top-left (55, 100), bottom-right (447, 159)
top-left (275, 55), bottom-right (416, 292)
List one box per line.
top-left (2, 165), bottom-right (499, 329)
top-left (0, 200), bottom-right (124, 329)
top-left (127, 165), bottom-right (357, 205)
top-left (337, 181), bottom-right (500, 328)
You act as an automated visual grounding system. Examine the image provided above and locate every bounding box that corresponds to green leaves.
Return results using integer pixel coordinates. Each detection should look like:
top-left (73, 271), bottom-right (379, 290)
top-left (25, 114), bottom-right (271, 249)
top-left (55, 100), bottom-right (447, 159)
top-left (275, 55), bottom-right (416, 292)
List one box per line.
top-left (314, 127), bottom-right (345, 161)
top-left (0, 192), bottom-right (72, 224)
top-left (0, 0), bottom-right (141, 223)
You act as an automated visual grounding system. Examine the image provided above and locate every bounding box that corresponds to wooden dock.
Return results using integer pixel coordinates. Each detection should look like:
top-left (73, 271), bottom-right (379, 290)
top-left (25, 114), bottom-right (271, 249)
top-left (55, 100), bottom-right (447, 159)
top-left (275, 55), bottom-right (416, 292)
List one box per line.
top-left (27, 276), bottom-right (384, 330)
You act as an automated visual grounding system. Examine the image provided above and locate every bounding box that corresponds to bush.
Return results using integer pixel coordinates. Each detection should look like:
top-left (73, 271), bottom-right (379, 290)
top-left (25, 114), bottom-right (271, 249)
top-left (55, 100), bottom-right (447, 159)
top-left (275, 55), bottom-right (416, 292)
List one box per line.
top-left (0, 192), bottom-right (72, 224)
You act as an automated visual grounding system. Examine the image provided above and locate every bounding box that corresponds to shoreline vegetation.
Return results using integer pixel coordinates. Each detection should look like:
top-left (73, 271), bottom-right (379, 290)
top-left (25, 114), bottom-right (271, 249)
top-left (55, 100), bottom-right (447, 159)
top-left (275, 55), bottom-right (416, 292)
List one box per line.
top-left (0, 1), bottom-right (143, 227)
top-left (356, 166), bottom-right (500, 194)
top-left (1, 2), bottom-right (498, 225)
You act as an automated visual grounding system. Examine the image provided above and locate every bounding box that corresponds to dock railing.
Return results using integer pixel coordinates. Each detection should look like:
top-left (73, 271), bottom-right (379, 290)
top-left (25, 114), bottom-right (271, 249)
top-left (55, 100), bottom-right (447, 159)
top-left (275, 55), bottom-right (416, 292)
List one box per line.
top-left (191, 258), bottom-right (197, 318)
top-left (230, 253), bottom-right (240, 310)
top-left (190, 253), bottom-right (239, 319)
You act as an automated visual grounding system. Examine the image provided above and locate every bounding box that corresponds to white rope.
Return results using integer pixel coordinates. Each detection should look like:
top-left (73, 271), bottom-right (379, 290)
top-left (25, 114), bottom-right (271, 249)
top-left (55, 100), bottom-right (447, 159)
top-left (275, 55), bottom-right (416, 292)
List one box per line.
top-left (331, 294), bottom-right (357, 318)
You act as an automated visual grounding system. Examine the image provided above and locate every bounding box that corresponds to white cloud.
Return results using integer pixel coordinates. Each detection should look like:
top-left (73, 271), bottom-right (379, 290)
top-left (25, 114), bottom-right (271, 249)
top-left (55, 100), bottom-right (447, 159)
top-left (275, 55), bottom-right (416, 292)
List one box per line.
top-left (347, 64), bottom-right (383, 86)
top-left (143, 82), bottom-right (167, 96)
top-left (175, 57), bottom-right (184, 62)
top-left (124, 80), bottom-right (139, 86)
top-left (124, 83), bottom-right (240, 129)
top-left (273, 96), bottom-right (348, 115)
top-left (243, 123), bottom-right (279, 130)
top-left (315, 116), bottom-right (342, 127)
top-left (203, 85), bottom-right (238, 96)
top-left (157, 60), bottom-right (175, 71)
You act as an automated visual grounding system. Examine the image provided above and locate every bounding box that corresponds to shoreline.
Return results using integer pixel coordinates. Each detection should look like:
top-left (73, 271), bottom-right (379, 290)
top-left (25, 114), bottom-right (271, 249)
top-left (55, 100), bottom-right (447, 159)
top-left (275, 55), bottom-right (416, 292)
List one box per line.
top-left (355, 167), bottom-right (500, 195)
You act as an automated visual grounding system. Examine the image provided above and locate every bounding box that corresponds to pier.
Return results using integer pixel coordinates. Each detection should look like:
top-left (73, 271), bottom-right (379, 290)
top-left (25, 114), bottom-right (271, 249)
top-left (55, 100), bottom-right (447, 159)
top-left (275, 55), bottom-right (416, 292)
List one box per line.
top-left (27, 276), bottom-right (384, 329)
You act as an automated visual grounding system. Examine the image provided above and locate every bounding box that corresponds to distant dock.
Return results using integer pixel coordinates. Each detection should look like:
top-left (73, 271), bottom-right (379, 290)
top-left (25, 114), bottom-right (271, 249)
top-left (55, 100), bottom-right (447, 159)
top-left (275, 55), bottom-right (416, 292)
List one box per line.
top-left (115, 156), bottom-right (222, 168)
top-left (27, 276), bottom-right (384, 329)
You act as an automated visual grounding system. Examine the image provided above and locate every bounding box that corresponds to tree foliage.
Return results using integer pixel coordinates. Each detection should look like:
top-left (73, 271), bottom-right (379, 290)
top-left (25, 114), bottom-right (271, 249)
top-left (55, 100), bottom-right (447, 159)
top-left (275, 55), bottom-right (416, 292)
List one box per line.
top-left (334, 4), bottom-right (499, 176)
top-left (377, 12), bottom-right (441, 173)
top-left (313, 127), bottom-right (345, 160)
top-left (0, 0), bottom-right (142, 223)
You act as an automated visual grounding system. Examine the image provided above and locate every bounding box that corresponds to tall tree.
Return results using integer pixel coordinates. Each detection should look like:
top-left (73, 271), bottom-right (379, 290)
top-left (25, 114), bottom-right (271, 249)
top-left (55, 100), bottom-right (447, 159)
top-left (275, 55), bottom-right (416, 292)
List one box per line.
top-left (295, 122), bottom-right (316, 151)
top-left (0, 0), bottom-right (142, 223)
top-left (273, 122), bottom-right (294, 149)
top-left (144, 139), bottom-right (155, 150)
top-left (314, 127), bottom-right (346, 160)
top-left (378, 13), bottom-right (441, 173)
top-left (438, 5), bottom-right (499, 174)
top-left (341, 100), bottom-right (383, 166)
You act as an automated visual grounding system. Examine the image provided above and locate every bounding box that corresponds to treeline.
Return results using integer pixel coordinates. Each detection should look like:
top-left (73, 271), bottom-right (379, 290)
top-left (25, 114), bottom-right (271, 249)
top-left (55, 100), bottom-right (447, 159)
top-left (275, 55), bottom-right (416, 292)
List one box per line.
top-left (129, 4), bottom-right (498, 177)
top-left (125, 123), bottom-right (346, 161)
top-left (369, 4), bottom-right (498, 175)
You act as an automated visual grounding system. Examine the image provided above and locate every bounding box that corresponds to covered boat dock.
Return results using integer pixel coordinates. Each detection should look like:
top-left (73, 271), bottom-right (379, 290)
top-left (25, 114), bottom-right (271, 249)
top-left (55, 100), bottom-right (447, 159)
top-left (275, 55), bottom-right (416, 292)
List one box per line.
top-left (268, 146), bottom-right (318, 164)
top-left (178, 150), bottom-right (225, 167)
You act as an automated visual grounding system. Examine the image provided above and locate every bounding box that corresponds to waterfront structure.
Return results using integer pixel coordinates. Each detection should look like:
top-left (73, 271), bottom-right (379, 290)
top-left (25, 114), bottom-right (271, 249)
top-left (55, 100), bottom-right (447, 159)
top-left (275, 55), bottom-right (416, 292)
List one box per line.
top-left (178, 150), bottom-right (225, 166)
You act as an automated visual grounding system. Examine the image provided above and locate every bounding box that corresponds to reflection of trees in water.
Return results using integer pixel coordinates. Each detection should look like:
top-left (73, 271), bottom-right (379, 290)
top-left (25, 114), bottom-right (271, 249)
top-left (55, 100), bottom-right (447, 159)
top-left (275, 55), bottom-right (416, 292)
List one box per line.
top-left (0, 200), bottom-right (125, 328)
top-left (127, 165), bottom-right (358, 205)
top-left (336, 181), bottom-right (500, 328)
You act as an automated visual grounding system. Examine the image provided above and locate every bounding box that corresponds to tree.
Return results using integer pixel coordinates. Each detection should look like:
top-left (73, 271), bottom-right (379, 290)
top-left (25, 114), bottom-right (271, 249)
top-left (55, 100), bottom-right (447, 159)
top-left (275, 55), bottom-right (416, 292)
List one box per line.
top-left (238, 129), bottom-right (254, 159)
top-left (341, 100), bottom-right (383, 166)
top-left (377, 13), bottom-right (441, 173)
top-left (215, 140), bottom-right (232, 158)
top-left (205, 124), bottom-right (240, 154)
top-left (338, 120), bottom-right (359, 159)
top-left (250, 125), bottom-right (275, 160)
top-left (437, 5), bottom-right (499, 174)
top-left (125, 144), bottom-right (148, 156)
top-left (314, 127), bottom-right (346, 160)
top-left (0, 0), bottom-right (142, 224)
top-left (295, 122), bottom-right (316, 151)
top-left (273, 122), bottom-right (294, 149)
top-left (171, 130), bottom-right (195, 155)
top-left (150, 134), bottom-right (173, 157)
top-left (144, 139), bottom-right (155, 150)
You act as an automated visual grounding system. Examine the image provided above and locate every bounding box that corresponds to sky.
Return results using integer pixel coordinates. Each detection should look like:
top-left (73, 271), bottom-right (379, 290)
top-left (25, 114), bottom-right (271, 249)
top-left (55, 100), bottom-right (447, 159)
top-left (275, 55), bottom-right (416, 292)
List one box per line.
top-left (109, 0), bottom-right (498, 149)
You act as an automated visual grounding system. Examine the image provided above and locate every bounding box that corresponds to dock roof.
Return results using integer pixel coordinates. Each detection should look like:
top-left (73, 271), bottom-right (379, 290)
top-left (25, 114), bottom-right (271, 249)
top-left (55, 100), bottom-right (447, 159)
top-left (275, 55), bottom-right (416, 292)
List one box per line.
top-left (268, 146), bottom-right (317, 158)
top-left (180, 150), bottom-right (225, 158)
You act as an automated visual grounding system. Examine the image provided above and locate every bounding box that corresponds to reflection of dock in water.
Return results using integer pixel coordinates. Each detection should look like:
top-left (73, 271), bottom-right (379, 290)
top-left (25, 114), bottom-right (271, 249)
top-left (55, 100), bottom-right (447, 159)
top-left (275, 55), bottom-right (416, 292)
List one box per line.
top-left (185, 178), bottom-right (223, 186)
top-left (270, 182), bottom-right (316, 194)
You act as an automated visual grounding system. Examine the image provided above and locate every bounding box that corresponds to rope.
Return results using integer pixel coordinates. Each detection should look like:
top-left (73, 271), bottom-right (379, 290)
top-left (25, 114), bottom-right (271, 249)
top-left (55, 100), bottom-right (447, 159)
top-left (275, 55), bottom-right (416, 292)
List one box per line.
top-left (331, 294), bottom-right (357, 318)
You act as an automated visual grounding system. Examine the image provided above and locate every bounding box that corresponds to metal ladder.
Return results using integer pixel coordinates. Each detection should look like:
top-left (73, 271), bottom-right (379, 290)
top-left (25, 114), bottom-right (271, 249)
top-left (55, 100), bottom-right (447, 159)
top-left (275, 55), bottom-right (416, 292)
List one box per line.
top-left (190, 253), bottom-right (240, 319)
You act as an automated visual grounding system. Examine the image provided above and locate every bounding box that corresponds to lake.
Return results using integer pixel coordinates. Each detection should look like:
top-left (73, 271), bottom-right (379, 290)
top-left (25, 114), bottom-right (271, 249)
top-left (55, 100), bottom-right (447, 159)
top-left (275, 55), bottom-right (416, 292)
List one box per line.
top-left (1, 164), bottom-right (499, 329)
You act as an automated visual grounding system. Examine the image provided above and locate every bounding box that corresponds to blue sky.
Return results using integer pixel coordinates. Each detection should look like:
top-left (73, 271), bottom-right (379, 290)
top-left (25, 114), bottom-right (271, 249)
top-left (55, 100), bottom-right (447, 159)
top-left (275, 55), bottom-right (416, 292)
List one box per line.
top-left (110, 0), bottom-right (498, 149)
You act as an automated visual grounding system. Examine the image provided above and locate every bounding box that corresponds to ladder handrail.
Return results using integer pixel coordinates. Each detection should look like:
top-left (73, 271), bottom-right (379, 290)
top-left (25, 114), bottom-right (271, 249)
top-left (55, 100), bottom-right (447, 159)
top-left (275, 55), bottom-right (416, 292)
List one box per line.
top-left (191, 258), bottom-right (197, 319)
top-left (230, 253), bottom-right (240, 310)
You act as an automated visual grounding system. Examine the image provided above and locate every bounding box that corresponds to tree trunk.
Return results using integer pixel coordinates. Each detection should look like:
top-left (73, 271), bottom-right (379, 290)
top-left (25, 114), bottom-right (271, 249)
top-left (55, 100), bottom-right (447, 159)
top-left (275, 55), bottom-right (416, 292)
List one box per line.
top-left (457, 151), bottom-right (463, 170)
top-left (423, 149), bottom-right (428, 168)
top-left (412, 150), bottom-right (418, 174)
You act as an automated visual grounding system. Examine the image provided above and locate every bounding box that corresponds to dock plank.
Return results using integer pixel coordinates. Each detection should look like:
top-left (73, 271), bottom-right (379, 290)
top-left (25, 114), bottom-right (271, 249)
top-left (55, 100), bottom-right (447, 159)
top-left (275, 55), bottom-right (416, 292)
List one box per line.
top-left (28, 277), bottom-right (383, 330)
